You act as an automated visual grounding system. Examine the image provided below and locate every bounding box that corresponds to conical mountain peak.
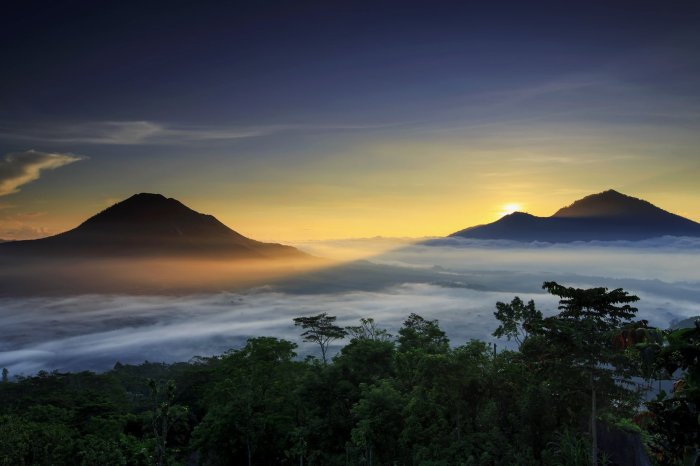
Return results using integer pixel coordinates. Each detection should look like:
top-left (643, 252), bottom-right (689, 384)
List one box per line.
top-left (1, 193), bottom-right (305, 259)
top-left (451, 190), bottom-right (700, 242)
top-left (78, 192), bottom-right (220, 234)
top-left (552, 189), bottom-right (661, 218)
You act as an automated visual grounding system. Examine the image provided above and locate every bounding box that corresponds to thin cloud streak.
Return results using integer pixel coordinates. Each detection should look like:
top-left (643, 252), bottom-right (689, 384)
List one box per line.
top-left (0, 149), bottom-right (86, 196)
top-left (0, 120), bottom-right (400, 146)
top-left (0, 121), bottom-right (268, 145)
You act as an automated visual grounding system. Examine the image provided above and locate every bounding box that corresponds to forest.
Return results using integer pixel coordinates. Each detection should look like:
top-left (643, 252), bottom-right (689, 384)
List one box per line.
top-left (0, 281), bottom-right (698, 466)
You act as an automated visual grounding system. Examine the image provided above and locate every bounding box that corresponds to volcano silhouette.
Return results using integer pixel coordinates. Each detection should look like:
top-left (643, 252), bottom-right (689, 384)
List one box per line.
top-left (450, 190), bottom-right (700, 242)
top-left (0, 193), bottom-right (305, 259)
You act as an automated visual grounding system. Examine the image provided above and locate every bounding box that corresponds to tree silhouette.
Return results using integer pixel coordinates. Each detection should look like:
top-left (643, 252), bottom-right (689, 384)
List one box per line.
top-left (540, 281), bottom-right (640, 466)
top-left (493, 296), bottom-right (543, 348)
top-left (346, 317), bottom-right (392, 342)
top-left (293, 313), bottom-right (347, 364)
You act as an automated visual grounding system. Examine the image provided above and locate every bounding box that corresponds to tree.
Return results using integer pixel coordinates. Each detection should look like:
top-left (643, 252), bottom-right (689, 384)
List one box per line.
top-left (148, 379), bottom-right (187, 466)
top-left (493, 296), bottom-right (543, 348)
top-left (350, 380), bottom-right (405, 465)
top-left (397, 313), bottom-right (449, 354)
top-left (394, 314), bottom-right (450, 395)
top-left (493, 282), bottom-right (643, 466)
top-left (346, 318), bottom-right (392, 342)
top-left (542, 281), bottom-right (639, 335)
top-left (631, 321), bottom-right (700, 465)
top-left (192, 338), bottom-right (303, 466)
top-left (540, 282), bottom-right (641, 466)
top-left (293, 313), bottom-right (347, 364)
top-left (1, 368), bottom-right (8, 383)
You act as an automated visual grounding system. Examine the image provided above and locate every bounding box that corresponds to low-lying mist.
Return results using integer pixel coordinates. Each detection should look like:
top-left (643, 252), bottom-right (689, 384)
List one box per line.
top-left (1, 236), bottom-right (699, 375)
top-left (0, 256), bottom-right (325, 296)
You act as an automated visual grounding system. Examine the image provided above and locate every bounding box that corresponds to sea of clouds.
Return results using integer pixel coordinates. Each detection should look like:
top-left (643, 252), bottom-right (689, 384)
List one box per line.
top-left (1, 236), bottom-right (699, 375)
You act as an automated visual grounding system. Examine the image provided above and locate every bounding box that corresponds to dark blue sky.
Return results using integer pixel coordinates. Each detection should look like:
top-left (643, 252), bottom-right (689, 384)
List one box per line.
top-left (1, 0), bottom-right (699, 240)
top-left (3, 1), bottom-right (698, 123)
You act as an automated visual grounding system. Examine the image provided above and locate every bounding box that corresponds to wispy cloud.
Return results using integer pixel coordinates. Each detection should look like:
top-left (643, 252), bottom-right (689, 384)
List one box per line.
top-left (0, 121), bottom-right (270, 145)
top-left (0, 120), bottom-right (390, 146)
top-left (509, 153), bottom-right (642, 165)
top-left (0, 211), bottom-right (50, 240)
top-left (0, 150), bottom-right (86, 197)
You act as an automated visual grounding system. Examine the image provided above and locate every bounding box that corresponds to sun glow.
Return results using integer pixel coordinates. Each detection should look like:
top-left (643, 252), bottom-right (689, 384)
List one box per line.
top-left (499, 203), bottom-right (522, 217)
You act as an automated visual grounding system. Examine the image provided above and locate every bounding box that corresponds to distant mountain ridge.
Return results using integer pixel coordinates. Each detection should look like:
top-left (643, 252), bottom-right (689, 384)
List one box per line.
top-left (451, 190), bottom-right (700, 242)
top-left (552, 190), bottom-right (674, 219)
top-left (0, 193), bottom-right (305, 259)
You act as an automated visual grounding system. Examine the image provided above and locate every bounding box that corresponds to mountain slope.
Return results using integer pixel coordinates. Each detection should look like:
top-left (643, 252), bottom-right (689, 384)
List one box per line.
top-left (451, 190), bottom-right (700, 242)
top-left (553, 190), bottom-right (683, 219)
top-left (0, 193), bottom-right (305, 259)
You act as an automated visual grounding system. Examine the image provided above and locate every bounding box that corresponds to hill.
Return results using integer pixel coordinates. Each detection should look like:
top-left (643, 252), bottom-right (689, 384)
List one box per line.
top-left (0, 193), bottom-right (305, 259)
top-left (0, 194), bottom-right (314, 295)
top-left (450, 190), bottom-right (700, 242)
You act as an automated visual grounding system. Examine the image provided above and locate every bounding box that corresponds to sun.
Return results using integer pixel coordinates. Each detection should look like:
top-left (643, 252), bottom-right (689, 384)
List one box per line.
top-left (499, 203), bottom-right (522, 217)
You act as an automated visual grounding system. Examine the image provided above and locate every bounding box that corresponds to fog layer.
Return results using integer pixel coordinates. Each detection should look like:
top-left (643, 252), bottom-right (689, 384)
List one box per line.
top-left (1, 237), bottom-right (699, 375)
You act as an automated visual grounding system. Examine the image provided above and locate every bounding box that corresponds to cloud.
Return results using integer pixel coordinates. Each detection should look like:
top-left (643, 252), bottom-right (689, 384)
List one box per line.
top-left (0, 211), bottom-right (51, 240)
top-left (1, 272), bottom-right (698, 375)
top-left (375, 237), bottom-right (700, 283)
top-left (0, 150), bottom-right (86, 196)
top-left (0, 121), bottom-right (271, 145)
top-left (0, 285), bottom-right (556, 375)
top-left (0, 223), bottom-right (50, 241)
top-left (420, 235), bottom-right (700, 251)
top-left (2, 239), bottom-right (700, 374)
top-left (0, 120), bottom-right (384, 146)
top-left (57, 121), bottom-right (269, 145)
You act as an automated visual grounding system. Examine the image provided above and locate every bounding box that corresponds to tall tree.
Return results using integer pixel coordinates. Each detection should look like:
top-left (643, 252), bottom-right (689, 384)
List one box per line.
top-left (294, 313), bottom-right (347, 364)
top-left (397, 313), bottom-right (449, 354)
top-left (493, 282), bottom-right (643, 465)
top-left (148, 379), bottom-right (186, 466)
top-left (351, 380), bottom-right (405, 465)
top-left (540, 282), bottom-right (640, 466)
top-left (493, 296), bottom-right (543, 348)
top-left (346, 318), bottom-right (392, 342)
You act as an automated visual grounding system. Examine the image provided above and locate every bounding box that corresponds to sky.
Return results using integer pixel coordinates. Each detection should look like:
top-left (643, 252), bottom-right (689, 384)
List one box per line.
top-left (1, 0), bottom-right (699, 241)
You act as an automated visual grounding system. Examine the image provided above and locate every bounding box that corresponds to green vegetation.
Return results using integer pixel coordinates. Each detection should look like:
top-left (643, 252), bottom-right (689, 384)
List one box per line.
top-left (0, 282), bottom-right (698, 465)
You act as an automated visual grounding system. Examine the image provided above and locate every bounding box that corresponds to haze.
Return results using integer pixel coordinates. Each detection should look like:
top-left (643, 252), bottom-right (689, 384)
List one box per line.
top-left (3, 237), bottom-right (700, 374)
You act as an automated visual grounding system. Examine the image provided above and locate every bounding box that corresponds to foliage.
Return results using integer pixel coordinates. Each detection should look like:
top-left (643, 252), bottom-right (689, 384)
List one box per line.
top-left (493, 296), bottom-right (542, 347)
top-left (346, 317), bottom-right (393, 342)
top-left (641, 322), bottom-right (700, 466)
top-left (293, 312), bottom-right (347, 364)
top-left (190, 337), bottom-right (304, 466)
top-left (397, 313), bottom-right (449, 354)
top-left (546, 429), bottom-right (592, 466)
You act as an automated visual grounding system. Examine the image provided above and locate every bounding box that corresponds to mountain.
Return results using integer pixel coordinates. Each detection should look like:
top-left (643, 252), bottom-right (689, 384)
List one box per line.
top-left (552, 190), bottom-right (678, 219)
top-left (0, 193), bottom-right (305, 259)
top-left (671, 316), bottom-right (700, 330)
top-left (450, 190), bottom-right (700, 242)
